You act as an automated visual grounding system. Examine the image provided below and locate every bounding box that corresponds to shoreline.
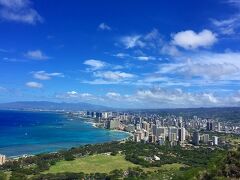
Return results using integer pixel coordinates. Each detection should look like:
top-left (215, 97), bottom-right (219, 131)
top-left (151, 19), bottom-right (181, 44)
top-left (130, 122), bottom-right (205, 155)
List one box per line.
top-left (76, 116), bottom-right (133, 140)
top-left (5, 115), bottom-right (132, 159)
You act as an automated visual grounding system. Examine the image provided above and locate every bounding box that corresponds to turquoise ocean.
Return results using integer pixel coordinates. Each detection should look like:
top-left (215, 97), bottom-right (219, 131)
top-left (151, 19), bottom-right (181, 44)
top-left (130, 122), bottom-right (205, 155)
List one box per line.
top-left (0, 110), bottom-right (129, 157)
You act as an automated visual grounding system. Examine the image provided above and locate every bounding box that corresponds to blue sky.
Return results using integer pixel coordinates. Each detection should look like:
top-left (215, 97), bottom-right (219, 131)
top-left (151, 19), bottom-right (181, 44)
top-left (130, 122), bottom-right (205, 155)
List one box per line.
top-left (0, 0), bottom-right (240, 108)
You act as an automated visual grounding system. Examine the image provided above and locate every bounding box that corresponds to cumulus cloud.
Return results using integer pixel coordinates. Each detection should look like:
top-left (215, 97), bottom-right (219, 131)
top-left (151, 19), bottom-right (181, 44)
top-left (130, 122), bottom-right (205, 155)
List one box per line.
top-left (25, 50), bottom-right (50, 60)
top-left (172, 29), bottom-right (217, 49)
top-left (83, 59), bottom-right (106, 70)
top-left (25, 81), bottom-right (42, 88)
top-left (0, 0), bottom-right (43, 24)
top-left (132, 88), bottom-right (220, 107)
top-left (98, 23), bottom-right (111, 31)
top-left (32, 71), bottom-right (64, 80)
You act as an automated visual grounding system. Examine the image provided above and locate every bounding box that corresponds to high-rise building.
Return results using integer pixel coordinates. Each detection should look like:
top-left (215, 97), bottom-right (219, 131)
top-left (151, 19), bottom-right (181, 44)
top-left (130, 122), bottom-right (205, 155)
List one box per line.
top-left (125, 124), bottom-right (135, 132)
top-left (136, 123), bottom-right (141, 130)
top-left (106, 119), bottom-right (120, 129)
top-left (159, 127), bottom-right (166, 140)
top-left (0, 154), bottom-right (6, 165)
top-left (134, 132), bottom-right (141, 142)
top-left (149, 134), bottom-right (157, 143)
top-left (178, 127), bottom-right (186, 142)
top-left (156, 120), bottom-right (161, 127)
top-left (203, 134), bottom-right (209, 143)
top-left (86, 111), bottom-right (91, 117)
top-left (102, 112), bottom-right (108, 119)
top-left (168, 127), bottom-right (178, 141)
top-left (213, 136), bottom-right (218, 145)
top-left (96, 112), bottom-right (102, 119)
top-left (207, 121), bottom-right (213, 131)
top-left (217, 122), bottom-right (221, 132)
top-left (142, 121), bottom-right (150, 132)
top-left (152, 124), bottom-right (157, 136)
top-left (193, 131), bottom-right (200, 145)
top-left (202, 134), bottom-right (209, 144)
top-left (91, 112), bottom-right (96, 118)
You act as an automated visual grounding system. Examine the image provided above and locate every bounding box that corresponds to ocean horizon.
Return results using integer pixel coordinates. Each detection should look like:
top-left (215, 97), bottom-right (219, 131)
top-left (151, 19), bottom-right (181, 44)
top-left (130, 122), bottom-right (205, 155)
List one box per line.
top-left (0, 110), bottom-right (129, 157)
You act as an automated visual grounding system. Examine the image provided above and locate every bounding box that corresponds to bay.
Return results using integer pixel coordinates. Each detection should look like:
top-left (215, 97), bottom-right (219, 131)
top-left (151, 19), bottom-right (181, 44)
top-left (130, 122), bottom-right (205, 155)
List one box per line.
top-left (0, 110), bottom-right (129, 157)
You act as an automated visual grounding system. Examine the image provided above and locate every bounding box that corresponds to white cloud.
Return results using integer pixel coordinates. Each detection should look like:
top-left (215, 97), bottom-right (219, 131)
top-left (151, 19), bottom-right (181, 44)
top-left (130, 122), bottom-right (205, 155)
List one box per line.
top-left (120, 35), bottom-right (145, 49)
top-left (211, 15), bottom-right (240, 35)
top-left (106, 92), bottom-right (121, 99)
top-left (134, 56), bottom-right (156, 61)
top-left (26, 81), bottom-right (42, 88)
top-left (83, 59), bottom-right (106, 70)
top-left (55, 87), bottom-right (240, 108)
top-left (93, 71), bottom-right (135, 81)
top-left (32, 71), bottom-right (64, 80)
top-left (67, 91), bottom-right (78, 95)
top-left (156, 52), bottom-right (240, 84)
top-left (161, 44), bottom-right (180, 56)
top-left (172, 29), bottom-right (217, 49)
top-left (210, 0), bottom-right (240, 35)
top-left (81, 79), bottom-right (119, 85)
top-left (98, 23), bottom-right (111, 31)
top-left (114, 53), bottom-right (130, 58)
top-left (0, 0), bottom-right (43, 24)
top-left (57, 91), bottom-right (96, 101)
top-left (25, 50), bottom-right (50, 60)
top-left (120, 29), bottom-right (163, 50)
top-left (144, 28), bottom-right (161, 41)
top-left (114, 53), bottom-right (156, 61)
top-left (118, 29), bottom-right (184, 57)
top-left (159, 62), bottom-right (239, 80)
top-left (130, 88), bottom-right (221, 108)
top-left (144, 29), bottom-right (163, 49)
top-left (66, 91), bottom-right (92, 98)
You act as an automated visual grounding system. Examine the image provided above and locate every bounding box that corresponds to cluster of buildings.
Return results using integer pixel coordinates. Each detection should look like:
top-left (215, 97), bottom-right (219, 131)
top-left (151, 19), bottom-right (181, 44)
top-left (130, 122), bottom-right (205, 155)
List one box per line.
top-left (80, 111), bottom-right (240, 147)
top-left (192, 131), bottom-right (219, 146)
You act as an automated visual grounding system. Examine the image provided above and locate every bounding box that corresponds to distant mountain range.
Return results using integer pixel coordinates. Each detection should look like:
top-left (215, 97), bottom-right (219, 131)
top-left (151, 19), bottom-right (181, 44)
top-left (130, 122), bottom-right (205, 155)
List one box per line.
top-left (0, 101), bottom-right (111, 111)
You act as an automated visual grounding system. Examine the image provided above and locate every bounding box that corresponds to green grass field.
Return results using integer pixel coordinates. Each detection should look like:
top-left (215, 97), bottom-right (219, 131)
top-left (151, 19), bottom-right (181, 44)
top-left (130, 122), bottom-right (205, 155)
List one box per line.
top-left (46, 154), bottom-right (139, 174)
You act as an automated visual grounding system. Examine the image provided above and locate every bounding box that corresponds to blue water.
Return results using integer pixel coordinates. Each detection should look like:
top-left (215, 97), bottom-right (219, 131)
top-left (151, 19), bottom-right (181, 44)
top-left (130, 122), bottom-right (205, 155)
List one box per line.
top-left (0, 110), bottom-right (129, 157)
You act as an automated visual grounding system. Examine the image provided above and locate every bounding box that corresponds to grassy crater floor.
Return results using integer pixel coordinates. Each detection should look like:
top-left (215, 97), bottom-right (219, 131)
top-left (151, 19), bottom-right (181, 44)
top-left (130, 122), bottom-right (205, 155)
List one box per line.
top-left (45, 154), bottom-right (139, 174)
top-left (44, 154), bottom-right (184, 175)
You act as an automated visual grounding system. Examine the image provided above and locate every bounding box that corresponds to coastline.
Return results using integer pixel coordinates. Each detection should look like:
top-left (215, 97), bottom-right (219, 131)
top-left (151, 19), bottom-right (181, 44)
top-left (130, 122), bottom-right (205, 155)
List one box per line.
top-left (2, 112), bottom-right (132, 159)
top-left (76, 116), bottom-right (133, 141)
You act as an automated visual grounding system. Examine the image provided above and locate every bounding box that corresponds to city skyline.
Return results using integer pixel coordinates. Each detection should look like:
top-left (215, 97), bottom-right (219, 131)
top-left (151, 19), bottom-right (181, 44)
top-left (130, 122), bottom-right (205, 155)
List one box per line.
top-left (1, 0), bottom-right (240, 108)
